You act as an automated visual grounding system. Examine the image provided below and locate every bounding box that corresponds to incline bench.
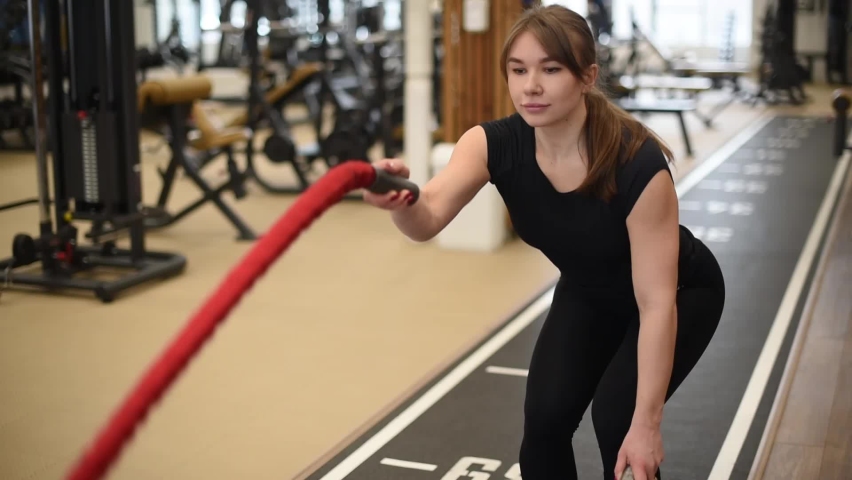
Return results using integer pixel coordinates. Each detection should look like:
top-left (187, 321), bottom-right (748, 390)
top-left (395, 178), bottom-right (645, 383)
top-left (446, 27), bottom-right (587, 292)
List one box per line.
top-left (669, 60), bottom-right (751, 80)
top-left (617, 74), bottom-right (729, 128)
top-left (618, 74), bottom-right (713, 97)
top-left (670, 60), bottom-right (752, 120)
top-left (616, 98), bottom-right (697, 156)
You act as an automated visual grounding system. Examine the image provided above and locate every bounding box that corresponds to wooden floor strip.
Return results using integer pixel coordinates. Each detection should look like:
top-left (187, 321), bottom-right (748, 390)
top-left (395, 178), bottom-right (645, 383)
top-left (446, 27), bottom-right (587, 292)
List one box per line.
top-left (750, 147), bottom-right (852, 479)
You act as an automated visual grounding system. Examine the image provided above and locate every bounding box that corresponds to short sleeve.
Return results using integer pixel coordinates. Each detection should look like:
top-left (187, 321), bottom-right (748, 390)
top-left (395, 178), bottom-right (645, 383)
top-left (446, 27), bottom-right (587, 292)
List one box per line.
top-left (616, 138), bottom-right (673, 216)
top-left (480, 114), bottom-right (527, 185)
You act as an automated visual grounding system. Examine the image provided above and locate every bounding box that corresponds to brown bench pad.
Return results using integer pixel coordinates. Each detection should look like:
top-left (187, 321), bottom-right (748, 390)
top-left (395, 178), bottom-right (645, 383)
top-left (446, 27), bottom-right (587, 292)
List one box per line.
top-left (225, 62), bottom-right (325, 128)
top-left (190, 103), bottom-right (250, 151)
top-left (138, 76), bottom-right (213, 111)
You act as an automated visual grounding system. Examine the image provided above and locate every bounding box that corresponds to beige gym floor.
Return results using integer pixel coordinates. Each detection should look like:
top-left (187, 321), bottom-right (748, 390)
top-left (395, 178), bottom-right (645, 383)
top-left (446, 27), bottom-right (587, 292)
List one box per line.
top-left (0, 77), bottom-right (843, 479)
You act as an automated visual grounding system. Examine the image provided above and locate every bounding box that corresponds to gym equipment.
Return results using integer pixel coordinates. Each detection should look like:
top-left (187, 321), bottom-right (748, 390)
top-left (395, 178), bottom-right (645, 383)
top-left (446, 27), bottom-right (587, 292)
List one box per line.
top-left (322, 31), bottom-right (398, 164)
top-left (201, 0), bottom-right (305, 190)
top-left (137, 0), bottom-right (193, 80)
top-left (587, 0), bottom-right (613, 42)
top-left (718, 12), bottom-right (737, 63)
top-left (752, 0), bottom-right (806, 105)
top-left (613, 10), bottom-right (748, 127)
top-left (0, 197), bottom-right (38, 212)
top-left (0, 0), bottom-right (36, 149)
top-left (0, 0), bottom-right (29, 51)
top-left (202, 0), bottom-right (296, 74)
top-left (190, 64), bottom-right (357, 198)
top-left (136, 76), bottom-right (258, 241)
top-left (826, 0), bottom-right (850, 84)
top-left (227, 4), bottom-right (337, 195)
top-left (0, 0), bottom-right (186, 303)
top-left (193, 0), bottom-right (405, 197)
top-left (617, 97), bottom-right (697, 156)
top-left (202, 0), bottom-right (380, 197)
top-left (0, 96), bottom-right (35, 149)
top-left (832, 89), bottom-right (851, 157)
top-left (199, 0), bottom-right (244, 71)
top-left (297, 0), bottom-right (373, 101)
top-left (64, 162), bottom-right (417, 479)
top-left (615, 75), bottom-right (716, 128)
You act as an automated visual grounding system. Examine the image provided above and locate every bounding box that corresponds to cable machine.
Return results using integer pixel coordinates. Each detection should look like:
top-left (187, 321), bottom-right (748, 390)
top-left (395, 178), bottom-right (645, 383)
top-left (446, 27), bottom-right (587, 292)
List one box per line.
top-left (0, 0), bottom-right (186, 303)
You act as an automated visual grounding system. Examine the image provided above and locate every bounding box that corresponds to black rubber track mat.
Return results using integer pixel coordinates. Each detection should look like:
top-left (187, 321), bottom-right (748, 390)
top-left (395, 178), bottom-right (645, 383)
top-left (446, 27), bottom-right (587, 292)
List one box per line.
top-left (304, 115), bottom-right (850, 480)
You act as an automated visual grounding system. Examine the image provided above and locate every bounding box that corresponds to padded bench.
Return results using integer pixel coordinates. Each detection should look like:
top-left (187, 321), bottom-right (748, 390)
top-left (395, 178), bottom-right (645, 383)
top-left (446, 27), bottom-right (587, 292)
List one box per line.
top-left (669, 60), bottom-right (751, 78)
top-left (617, 98), bottom-right (697, 156)
top-left (618, 75), bottom-right (713, 96)
top-left (136, 75), bottom-right (256, 240)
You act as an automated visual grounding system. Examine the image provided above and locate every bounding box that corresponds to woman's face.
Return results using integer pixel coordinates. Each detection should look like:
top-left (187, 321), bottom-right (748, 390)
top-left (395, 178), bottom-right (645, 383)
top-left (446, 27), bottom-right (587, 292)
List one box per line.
top-left (505, 31), bottom-right (592, 128)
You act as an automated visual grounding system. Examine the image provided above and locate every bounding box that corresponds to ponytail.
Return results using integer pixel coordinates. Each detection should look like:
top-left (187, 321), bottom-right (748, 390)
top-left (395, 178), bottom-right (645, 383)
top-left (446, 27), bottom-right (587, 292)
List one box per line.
top-left (579, 87), bottom-right (674, 201)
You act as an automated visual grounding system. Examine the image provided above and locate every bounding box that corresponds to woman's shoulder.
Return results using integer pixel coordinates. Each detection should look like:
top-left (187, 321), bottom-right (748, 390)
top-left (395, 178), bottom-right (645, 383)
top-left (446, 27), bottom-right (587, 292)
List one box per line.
top-left (479, 113), bottom-right (532, 182)
top-left (614, 131), bottom-right (673, 214)
top-left (617, 132), bottom-right (671, 179)
top-left (480, 112), bottom-right (530, 138)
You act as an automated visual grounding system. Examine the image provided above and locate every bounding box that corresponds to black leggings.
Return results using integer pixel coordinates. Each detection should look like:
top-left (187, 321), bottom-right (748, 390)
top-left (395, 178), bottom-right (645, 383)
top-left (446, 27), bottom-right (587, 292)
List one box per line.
top-left (519, 240), bottom-right (725, 480)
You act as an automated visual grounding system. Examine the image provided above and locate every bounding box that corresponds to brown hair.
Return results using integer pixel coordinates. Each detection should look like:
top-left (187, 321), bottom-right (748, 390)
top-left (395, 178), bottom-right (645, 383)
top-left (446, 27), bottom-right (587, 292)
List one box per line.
top-left (499, 4), bottom-right (674, 201)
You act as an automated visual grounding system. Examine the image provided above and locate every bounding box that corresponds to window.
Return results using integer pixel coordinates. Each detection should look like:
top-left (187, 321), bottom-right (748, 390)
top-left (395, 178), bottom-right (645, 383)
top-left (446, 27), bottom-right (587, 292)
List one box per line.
top-left (154, 0), bottom-right (203, 49)
top-left (611, 0), bottom-right (751, 51)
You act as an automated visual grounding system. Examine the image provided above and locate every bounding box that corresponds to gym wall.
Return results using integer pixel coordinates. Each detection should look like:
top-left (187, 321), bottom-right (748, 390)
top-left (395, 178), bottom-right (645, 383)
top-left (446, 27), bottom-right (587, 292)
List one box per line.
top-left (134, 0), bottom-right (156, 48)
top-left (796, 11), bottom-right (830, 83)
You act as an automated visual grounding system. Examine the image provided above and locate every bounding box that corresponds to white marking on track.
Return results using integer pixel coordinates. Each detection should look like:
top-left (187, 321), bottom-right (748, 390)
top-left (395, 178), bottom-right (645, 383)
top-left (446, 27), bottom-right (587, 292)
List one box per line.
top-left (485, 366), bottom-right (529, 377)
top-left (685, 226), bottom-right (735, 243)
top-left (680, 200), bottom-right (703, 211)
top-left (709, 128), bottom-right (852, 479)
top-left (699, 179), bottom-right (769, 193)
top-left (379, 458), bottom-right (438, 471)
top-left (675, 115), bottom-right (776, 196)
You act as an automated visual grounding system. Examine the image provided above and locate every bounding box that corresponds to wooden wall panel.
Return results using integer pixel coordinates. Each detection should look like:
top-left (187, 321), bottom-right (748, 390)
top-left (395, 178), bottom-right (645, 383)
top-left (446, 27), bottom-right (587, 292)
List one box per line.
top-left (441, 0), bottom-right (525, 142)
top-left (493, 1), bottom-right (525, 119)
top-left (441, 0), bottom-right (460, 142)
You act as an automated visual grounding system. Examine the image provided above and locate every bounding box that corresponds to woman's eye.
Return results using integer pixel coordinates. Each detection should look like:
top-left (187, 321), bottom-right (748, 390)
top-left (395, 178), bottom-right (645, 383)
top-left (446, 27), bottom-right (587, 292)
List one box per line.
top-left (512, 68), bottom-right (526, 74)
top-left (545, 67), bottom-right (561, 73)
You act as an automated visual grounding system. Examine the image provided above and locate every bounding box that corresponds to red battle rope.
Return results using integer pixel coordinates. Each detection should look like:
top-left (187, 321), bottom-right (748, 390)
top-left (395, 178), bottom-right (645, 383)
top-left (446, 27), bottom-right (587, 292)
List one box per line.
top-left (65, 161), bottom-right (419, 480)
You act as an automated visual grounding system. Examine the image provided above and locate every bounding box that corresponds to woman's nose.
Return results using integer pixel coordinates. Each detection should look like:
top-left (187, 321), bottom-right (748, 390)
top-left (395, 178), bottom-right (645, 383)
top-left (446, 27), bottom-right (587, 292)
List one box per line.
top-left (524, 74), bottom-right (542, 94)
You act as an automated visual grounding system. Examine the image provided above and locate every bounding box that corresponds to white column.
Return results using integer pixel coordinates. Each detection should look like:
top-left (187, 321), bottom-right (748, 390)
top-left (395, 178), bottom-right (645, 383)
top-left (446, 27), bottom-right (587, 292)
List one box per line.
top-left (134, 0), bottom-right (156, 48)
top-left (403, 0), bottom-right (434, 187)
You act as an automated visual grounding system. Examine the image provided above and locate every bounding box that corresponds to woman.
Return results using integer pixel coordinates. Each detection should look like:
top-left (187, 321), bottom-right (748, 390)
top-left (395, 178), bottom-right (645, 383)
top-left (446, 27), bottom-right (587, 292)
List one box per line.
top-left (363, 5), bottom-right (725, 480)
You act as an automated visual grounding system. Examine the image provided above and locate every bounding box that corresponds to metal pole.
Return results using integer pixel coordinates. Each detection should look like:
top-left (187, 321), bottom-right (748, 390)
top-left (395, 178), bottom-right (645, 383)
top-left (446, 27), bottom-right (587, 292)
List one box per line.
top-left (27, 0), bottom-right (52, 231)
top-left (832, 90), bottom-right (850, 157)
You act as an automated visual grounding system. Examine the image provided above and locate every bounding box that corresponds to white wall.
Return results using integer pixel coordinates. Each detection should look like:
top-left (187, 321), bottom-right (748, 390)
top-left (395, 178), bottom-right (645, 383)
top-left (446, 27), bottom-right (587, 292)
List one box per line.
top-left (135, 0), bottom-right (156, 48)
top-left (796, 12), bottom-right (829, 53)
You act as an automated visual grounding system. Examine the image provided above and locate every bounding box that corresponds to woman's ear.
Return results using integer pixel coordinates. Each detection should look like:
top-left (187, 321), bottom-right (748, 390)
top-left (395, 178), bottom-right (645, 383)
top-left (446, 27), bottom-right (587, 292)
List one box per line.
top-left (584, 65), bottom-right (599, 90)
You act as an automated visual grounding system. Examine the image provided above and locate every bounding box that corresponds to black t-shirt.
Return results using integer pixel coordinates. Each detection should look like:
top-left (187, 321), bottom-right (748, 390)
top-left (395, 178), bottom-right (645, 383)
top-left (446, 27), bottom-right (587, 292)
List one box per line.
top-left (480, 113), bottom-right (696, 301)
